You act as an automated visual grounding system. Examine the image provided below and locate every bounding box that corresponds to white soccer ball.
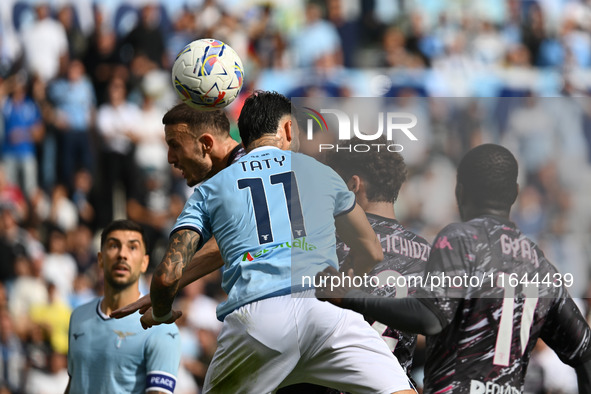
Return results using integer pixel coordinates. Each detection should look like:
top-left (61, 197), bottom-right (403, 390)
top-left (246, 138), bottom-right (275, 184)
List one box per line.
top-left (172, 38), bottom-right (245, 111)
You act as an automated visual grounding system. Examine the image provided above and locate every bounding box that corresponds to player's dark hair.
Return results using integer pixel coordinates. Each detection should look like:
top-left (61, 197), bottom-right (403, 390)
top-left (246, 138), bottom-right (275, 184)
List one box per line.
top-left (326, 136), bottom-right (407, 203)
top-left (238, 91), bottom-right (291, 148)
top-left (100, 219), bottom-right (149, 255)
top-left (162, 103), bottom-right (230, 137)
top-left (457, 144), bottom-right (518, 210)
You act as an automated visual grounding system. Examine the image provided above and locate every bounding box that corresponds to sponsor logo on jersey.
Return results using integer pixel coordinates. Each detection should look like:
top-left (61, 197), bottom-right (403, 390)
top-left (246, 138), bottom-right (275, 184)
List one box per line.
top-left (434, 236), bottom-right (453, 250)
top-left (72, 332), bottom-right (85, 340)
top-left (470, 379), bottom-right (519, 394)
top-left (241, 237), bottom-right (317, 261)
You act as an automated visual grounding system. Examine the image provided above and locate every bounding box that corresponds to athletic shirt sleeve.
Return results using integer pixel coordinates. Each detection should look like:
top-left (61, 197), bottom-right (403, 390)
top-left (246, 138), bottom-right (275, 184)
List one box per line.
top-left (541, 288), bottom-right (591, 367)
top-left (328, 166), bottom-right (355, 216)
top-left (144, 324), bottom-right (182, 394)
top-left (171, 187), bottom-right (212, 250)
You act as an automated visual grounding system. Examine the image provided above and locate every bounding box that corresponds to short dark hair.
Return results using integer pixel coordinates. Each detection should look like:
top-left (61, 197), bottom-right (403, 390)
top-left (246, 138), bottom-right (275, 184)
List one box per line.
top-left (457, 144), bottom-right (518, 209)
top-left (326, 136), bottom-right (407, 203)
top-left (238, 91), bottom-right (291, 148)
top-left (162, 103), bottom-right (230, 138)
top-left (100, 219), bottom-right (148, 254)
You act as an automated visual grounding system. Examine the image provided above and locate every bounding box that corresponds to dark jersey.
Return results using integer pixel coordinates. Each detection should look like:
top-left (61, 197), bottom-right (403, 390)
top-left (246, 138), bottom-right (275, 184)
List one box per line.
top-left (227, 145), bottom-right (246, 166)
top-left (420, 214), bottom-right (591, 394)
top-left (337, 213), bottom-right (431, 373)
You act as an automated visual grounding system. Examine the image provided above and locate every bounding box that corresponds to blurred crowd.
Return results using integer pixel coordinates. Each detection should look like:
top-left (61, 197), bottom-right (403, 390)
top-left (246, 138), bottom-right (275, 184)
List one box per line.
top-left (1, 0), bottom-right (591, 393)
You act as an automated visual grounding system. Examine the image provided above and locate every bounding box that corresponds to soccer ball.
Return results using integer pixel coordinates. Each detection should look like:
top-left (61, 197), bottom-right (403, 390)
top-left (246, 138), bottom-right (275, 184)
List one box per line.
top-left (172, 38), bottom-right (244, 111)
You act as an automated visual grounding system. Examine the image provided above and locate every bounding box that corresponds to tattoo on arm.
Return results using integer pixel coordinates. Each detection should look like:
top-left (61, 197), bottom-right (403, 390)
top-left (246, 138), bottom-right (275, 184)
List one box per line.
top-left (151, 229), bottom-right (201, 316)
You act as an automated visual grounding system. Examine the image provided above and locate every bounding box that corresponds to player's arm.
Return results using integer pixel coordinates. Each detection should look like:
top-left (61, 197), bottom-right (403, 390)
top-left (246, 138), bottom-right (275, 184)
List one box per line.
top-left (145, 325), bottom-right (182, 394)
top-left (540, 295), bottom-right (591, 392)
top-left (334, 204), bottom-right (383, 274)
top-left (179, 236), bottom-right (223, 288)
top-left (316, 266), bottom-right (444, 336)
top-left (142, 228), bottom-right (202, 329)
top-left (110, 237), bottom-right (223, 319)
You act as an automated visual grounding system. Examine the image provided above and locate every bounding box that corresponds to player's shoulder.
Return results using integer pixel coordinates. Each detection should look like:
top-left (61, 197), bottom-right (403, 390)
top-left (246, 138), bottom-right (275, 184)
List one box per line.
top-left (435, 220), bottom-right (476, 240)
top-left (71, 298), bottom-right (100, 319)
top-left (368, 214), bottom-right (429, 241)
top-left (148, 322), bottom-right (181, 338)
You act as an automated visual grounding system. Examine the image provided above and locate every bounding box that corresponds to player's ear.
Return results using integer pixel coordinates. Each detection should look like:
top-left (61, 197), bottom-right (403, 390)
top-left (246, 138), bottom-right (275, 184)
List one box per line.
top-left (284, 118), bottom-right (293, 142)
top-left (140, 254), bottom-right (149, 274)
top-left (97, 252), bottom-right (104, 270)
top-left (199, 134), bottom-right (214, 154)
top-left (347, 175), bottom-right (361, 194)
top-left (280, 116), bottom-right (293, 149)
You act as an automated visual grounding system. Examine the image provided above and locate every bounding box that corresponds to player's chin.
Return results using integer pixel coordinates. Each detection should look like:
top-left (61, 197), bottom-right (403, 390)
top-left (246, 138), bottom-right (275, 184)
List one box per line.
top-left (107, 276), bottom-right (136, 290)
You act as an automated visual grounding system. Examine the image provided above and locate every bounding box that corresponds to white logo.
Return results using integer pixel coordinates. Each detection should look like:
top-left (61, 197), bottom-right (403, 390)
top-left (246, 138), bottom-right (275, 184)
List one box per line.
top-left (302, 107), bottom-right (418, 153)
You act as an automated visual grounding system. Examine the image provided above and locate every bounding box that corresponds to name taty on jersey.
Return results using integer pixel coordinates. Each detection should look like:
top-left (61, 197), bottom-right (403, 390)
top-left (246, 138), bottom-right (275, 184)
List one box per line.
top-left (239, 154), bottom-right (286, 172)
top-left (343, 234), bottom-right (430, 261)
top-left (500, 233), bottom-right (539, 267)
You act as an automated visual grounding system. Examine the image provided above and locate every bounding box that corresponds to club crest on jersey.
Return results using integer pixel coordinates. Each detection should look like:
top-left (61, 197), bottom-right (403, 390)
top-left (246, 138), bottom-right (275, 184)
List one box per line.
top-left (113, 330), bottom-right (136, 348)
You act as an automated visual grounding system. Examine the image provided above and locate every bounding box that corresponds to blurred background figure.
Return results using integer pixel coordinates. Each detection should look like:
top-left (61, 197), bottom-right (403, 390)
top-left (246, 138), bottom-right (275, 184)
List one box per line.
top-left (0, 308), bottom-right (26, 393)
top-left (1, 73), bottom-right (44, 199)
top-left (95, 76), bottom-right (141, 227)
top-left (20, 2), bottom-right (68, 84)
top-left (46, 59), bottom-right (96, 193)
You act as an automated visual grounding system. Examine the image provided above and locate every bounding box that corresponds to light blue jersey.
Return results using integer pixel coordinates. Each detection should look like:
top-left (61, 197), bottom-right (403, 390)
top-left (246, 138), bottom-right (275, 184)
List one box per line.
top-left (67, 298), bottom-right (181, 394)
top-left (173, 147), bottom-right (355, 320)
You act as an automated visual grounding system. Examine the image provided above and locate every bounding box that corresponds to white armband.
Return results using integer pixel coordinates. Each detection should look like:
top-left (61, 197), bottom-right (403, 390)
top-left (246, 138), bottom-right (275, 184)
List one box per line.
top-left (152, 310), bottom-right (173, 323)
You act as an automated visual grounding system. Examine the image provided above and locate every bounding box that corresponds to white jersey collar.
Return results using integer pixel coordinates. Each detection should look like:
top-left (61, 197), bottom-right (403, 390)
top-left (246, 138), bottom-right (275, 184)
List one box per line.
top-left (248, 146), bottom-right (281, 154)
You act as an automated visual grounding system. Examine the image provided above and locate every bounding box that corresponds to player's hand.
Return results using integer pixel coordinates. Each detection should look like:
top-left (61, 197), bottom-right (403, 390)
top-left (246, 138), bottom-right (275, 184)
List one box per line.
top-left (110, 294), bottom-right (152, 319)
top-left (139, 307), bottom-right (182, 330)
top-left (315, 266), bottom-right (353, 308)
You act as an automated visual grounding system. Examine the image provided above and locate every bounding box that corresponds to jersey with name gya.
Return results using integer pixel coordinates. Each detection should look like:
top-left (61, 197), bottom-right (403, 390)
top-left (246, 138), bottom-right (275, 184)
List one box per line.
top-left (173, 147), bottom-right (355, 320)
top-left (67, 298), bottom-right (181, 394)
top-left (420, 215), bottom-right (591, 394)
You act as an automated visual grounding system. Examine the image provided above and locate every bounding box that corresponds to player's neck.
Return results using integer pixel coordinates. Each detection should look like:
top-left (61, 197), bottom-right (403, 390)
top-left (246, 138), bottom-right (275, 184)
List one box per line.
top-left (101, 286), bottom-right (141, 316)
top-left (246, 135), bottom-right (285, 152)
top-left (213, 139), bottom-right (240, 171)
top-left (461, 206), bottom-right (511, 221)
top-left (364, 201), bottom-right (396, 220)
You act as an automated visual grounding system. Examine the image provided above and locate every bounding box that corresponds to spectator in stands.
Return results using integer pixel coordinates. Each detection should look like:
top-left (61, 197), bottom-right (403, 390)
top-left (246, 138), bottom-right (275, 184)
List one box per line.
top-left (1, 73), bottom-right (44, 199)
top-left (0, 308), bottom-right (26, 392)
top-left (46, 59), bottom-right (96, 191)
top-left (29, 282), bottom-right (71, 357)
top-left (56, 3), bottom-right (88, 62)
top-left (95, 76), bottom-right (141, 227)
top-left (20, 2), bottom-right (68, 83)
top-left (23, 350), bottom-right (68, 394)
top-left (293, 2), bottom-right (342, 68)
top-left (120, 3), bottom-right (166, 69)
top-left (41, 226), bottom-right (77, 304)
top-left (0, 163), bottom-right (28, 224)
top-left (8, 253), bottom-right (48, 338)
